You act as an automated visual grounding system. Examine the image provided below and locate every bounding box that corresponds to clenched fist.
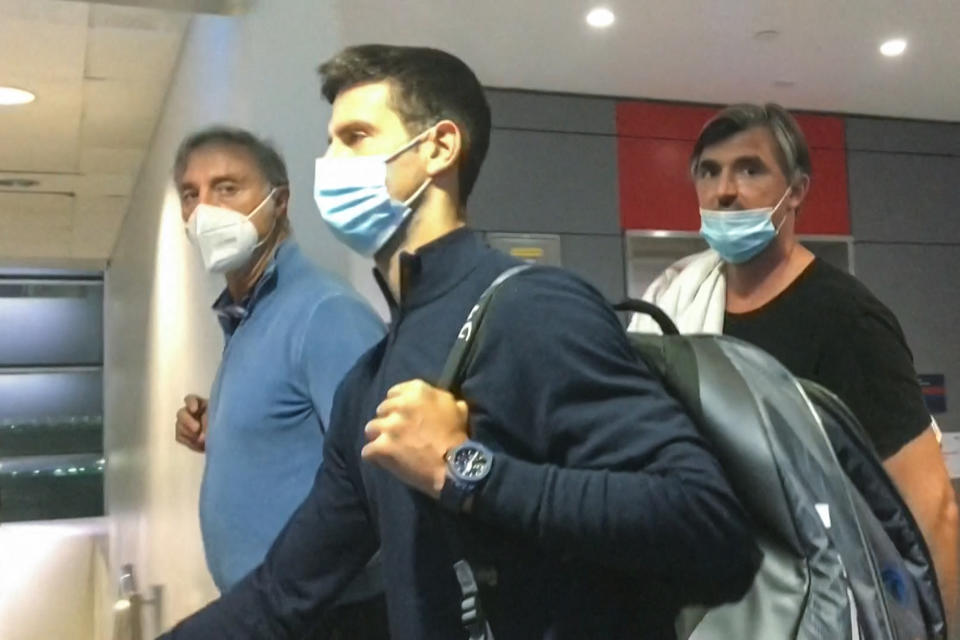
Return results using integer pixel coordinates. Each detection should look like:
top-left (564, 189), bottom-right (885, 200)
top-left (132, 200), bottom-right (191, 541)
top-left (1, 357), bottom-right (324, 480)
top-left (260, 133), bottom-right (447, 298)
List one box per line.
top-left (362, 380), bottom-right (469, 498)
top-left (175, 394), bottom-right (209, 453)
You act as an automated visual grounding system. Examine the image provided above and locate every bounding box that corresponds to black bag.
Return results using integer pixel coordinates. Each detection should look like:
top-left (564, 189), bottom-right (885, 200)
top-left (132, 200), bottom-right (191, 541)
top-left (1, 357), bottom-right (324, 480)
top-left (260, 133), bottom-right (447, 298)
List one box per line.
top-left (617, 298), bottom-right (945, 640)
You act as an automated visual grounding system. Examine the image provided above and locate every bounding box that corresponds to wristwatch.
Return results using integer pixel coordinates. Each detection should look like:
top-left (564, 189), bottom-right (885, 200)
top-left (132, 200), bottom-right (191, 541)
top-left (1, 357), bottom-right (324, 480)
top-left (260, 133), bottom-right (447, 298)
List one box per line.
top-left (439, 440), bottom-right (494, 512)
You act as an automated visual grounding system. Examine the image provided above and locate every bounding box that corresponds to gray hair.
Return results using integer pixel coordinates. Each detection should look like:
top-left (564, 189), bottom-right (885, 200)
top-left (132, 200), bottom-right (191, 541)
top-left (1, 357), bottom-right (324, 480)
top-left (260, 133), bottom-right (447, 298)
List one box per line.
top-left (690, 103), bottom-right (812, 184)
top-left (173, 125), bottom-right (289, 191)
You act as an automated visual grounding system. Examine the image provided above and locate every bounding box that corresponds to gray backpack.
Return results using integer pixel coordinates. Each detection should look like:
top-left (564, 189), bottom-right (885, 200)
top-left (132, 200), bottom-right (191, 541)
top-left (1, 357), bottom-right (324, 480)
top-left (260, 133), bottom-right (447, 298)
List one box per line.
top-left (619, 299), bottom-right (946, 640)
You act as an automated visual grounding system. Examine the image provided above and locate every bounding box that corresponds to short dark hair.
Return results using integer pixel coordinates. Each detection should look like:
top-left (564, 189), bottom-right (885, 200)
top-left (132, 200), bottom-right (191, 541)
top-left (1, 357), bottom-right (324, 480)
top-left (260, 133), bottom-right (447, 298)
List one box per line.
top-left (318, 44), bottom-right (491, 205)
top-left (691, 103), bottom-right (812, 184)
top-left (173, 125), bottom-right (289, 191)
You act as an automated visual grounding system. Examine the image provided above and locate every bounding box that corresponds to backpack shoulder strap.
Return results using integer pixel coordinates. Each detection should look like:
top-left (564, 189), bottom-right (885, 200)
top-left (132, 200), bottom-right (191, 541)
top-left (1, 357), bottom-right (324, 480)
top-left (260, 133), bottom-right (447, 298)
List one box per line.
top-left (434, 263), bottom-right (530, 640)
top-left (437, 264), bottom-right (532, 392)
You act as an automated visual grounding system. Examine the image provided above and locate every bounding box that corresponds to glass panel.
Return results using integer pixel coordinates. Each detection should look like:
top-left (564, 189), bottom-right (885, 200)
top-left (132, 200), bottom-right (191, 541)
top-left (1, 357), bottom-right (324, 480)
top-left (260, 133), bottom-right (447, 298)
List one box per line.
top-left (0, 271), bottom-right (105, 522)
top-left (0, 455), bottom-right (105, 522)
top-left (0, 370), bottom-right (103, 421)
top-left (0, 280), bottom-right (103, 366)
top-left (0, 416), bottom-right (103, 457)
top-left (0, 474), bottom-right (104, 523)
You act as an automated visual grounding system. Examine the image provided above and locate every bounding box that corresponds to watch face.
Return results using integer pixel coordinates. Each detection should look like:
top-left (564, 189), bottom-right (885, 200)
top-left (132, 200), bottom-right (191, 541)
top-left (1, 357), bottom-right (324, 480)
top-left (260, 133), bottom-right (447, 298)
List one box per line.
top-left (452, 446), bottom-right (490, 479)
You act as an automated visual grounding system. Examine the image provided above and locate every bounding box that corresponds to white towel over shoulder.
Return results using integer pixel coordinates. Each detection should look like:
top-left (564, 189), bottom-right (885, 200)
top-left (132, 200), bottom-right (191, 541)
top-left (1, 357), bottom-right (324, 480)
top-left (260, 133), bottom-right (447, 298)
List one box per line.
top-left (627, 249), bottom-right (726, 335)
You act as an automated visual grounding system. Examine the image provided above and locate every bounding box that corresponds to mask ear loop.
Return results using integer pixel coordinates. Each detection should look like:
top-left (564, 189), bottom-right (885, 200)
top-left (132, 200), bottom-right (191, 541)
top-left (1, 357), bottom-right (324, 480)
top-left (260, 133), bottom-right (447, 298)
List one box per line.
top-left (385, 127), bottom-right (433, 163)
top-left (387, 126), bottom-right (437, 210)
top-left (248, 187), bottom-right (279, 249)
top-left (246, 187), bottom-right (278, 220)
top-left (403, 176), bottom-right (432, 208)
top-left (771, 186), bottom-right (793, 235)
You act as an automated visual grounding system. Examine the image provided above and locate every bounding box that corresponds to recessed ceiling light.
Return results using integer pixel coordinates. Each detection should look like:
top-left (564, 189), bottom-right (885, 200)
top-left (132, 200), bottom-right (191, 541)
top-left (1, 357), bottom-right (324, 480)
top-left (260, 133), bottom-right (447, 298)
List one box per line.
top-left (0, 86), bottom-right (35, 106)
top-left (880, 38), bottom-right (907, 57)
top-left (586, 7), bottom-right (615, 28)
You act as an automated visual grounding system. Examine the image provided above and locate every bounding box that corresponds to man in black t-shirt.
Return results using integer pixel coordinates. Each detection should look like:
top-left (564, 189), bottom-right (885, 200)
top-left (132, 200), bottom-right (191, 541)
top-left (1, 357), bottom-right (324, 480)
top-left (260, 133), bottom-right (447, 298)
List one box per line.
top-left (631, 102), bottom-right (958, 630)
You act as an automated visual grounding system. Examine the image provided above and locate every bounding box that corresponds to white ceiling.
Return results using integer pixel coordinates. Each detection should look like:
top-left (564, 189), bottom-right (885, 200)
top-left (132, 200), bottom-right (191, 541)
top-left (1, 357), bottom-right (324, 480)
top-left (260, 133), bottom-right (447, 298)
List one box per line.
top-left (0, 0), bottom-right (188, 268)
top-left (2, 0), bottom-right (959, 267)
top-left (338, 0), bottom-right (960, 122)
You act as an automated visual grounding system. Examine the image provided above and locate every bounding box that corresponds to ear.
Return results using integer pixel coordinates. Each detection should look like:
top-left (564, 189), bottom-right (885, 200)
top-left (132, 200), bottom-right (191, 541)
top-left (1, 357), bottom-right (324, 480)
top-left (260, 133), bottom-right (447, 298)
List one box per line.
top-left (273, 185), bottom-right (290, 219)
top-left (787, 174), bottom-right (811, 212)
top-left (423, 119), bottom-right (462, 180)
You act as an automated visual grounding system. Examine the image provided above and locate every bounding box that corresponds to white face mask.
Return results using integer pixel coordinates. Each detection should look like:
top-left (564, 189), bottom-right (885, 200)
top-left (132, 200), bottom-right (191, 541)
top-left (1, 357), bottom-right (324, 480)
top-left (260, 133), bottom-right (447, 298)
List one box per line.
top-left (185, 189), bottom-right (276, 274)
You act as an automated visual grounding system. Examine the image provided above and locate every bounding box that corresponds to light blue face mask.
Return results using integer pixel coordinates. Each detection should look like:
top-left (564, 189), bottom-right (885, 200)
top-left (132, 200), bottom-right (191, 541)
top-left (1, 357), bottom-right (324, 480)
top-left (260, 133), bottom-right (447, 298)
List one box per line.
top-left (313, 130), bottom-right (432, 257)
top-left (699, 188), bottom-right (791, 264)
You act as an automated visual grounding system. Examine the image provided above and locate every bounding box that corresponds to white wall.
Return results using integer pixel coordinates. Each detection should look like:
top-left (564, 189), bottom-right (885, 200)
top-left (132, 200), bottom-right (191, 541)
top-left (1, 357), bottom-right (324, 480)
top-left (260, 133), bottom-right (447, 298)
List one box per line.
top-left (0, 519), bottom-right (110, 640)
top-left (103, 1), bottom-right (375, 633)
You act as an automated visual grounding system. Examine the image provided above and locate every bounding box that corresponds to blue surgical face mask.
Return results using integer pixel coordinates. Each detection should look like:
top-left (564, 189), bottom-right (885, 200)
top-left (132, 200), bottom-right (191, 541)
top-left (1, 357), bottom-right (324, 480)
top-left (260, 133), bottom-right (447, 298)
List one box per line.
top-left (313, 130), bottom-right (432, 257)
top-left (699, 188), bottom-right (791, 264)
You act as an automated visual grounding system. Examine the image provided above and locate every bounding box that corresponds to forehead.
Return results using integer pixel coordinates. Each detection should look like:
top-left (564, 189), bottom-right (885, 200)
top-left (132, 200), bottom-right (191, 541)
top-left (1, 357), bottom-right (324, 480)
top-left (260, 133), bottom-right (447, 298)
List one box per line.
top-left (700, 125), bottom-right (781, 163)
top-left (328, 81), bottom-right (407, 133)
top-left (180, 143), bottom-right (261, 183)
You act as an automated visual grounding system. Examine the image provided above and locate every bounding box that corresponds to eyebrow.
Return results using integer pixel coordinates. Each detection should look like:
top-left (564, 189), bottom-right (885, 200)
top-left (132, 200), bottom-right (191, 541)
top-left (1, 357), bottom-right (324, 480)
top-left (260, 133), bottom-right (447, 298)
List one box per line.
top-left (732, 154), bottom-right (767, 165)
top-left (698, 154), bottom-right (768, 169)
top-left (209, 174), bottom-right (243, 186)
top-left (178, 173), bottom-right (245, 194)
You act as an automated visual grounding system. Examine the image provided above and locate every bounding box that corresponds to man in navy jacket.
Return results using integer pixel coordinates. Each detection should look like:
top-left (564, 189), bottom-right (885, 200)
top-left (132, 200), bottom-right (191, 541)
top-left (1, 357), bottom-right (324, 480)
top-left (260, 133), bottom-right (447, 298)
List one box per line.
top-left (161, 44), bottom-right (760, 640)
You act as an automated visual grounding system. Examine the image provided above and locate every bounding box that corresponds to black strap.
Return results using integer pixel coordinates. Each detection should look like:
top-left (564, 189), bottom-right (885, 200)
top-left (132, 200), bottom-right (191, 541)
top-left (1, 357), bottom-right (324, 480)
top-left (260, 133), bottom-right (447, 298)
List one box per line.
top-left (437, 264), bottom-right (532, 391)
top-left (613, 298), bottom-right (680, 335)
top-left (435, 264), bottom-right (530, 640)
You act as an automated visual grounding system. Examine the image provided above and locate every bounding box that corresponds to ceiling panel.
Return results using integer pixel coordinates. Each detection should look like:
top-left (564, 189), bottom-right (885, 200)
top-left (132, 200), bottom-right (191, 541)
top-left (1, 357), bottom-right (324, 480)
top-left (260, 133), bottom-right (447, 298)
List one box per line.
top-left (0, 6), bottom-right (87, 83)
top-left (80, 78), bottom-right (168, 149)
top-left (0, 0), bottom-right (188, 263)
top-left (71, 195), bottom-right (129, 258)
top-left (0, 0), bottom-right (87, 24)
top-left (0, 193), bottom-right (74, 258)
top-left (85, 27), bottom-right (183, 81)
top-left (89, 2), bottom-right (191, 31)
top-left (0, 192), bottom-right (73, 219)
top-left (0, 234), bottom-right (73, 259)
top-left (0, 81), bottom-right (83, 172)
top-left (78, 148), bottom-right (144, 176)
top-left (76, 173), bottom-right (135, 197)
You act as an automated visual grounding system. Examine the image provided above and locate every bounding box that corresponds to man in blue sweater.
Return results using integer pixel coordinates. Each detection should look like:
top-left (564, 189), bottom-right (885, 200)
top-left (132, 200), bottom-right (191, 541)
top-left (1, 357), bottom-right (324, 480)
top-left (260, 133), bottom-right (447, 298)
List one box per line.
top-left (172, 126), bottom-right (387, 638)
top-left (163, 47), bottom-right (760, 639)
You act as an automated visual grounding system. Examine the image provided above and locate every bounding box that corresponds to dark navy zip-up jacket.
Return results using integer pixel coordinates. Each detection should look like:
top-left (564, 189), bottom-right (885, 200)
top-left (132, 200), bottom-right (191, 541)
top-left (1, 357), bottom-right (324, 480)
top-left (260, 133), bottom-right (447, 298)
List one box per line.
top-left (162, 228), bottom-right (760, 640)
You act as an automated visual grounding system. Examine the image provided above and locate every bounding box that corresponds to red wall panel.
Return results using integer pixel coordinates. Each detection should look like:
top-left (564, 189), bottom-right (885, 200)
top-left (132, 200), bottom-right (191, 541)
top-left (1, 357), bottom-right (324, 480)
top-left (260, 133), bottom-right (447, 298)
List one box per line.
top-left (618, 137), bottom-right (700, 231)
top-left (616, 102), bottom-right (715, 140)
top-left (617, 102), bottom-right (850, 235)
top-left (798, 147), bottom-right (849, 234)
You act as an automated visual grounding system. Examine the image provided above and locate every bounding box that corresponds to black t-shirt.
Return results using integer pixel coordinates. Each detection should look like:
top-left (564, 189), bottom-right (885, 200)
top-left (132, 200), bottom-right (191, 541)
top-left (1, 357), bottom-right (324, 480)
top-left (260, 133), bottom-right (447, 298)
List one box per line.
top-left (724, 258), bottom-right (929, 459)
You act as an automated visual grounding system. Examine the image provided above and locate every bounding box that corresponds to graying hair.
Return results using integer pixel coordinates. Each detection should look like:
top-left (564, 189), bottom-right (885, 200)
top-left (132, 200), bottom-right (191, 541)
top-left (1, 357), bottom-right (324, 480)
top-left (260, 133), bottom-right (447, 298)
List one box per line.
top-left (173, 125), bottom-right (289, 191)
top-left (690, 103), bottom-right (812, 184)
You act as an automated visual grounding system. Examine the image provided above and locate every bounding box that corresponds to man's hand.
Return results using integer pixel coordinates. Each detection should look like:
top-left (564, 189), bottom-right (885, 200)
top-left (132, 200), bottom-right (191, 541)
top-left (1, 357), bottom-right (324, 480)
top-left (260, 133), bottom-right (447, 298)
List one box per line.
top-left (361, 380), bottom-right (469, 498)
top-left (175, 394), bottom-right (209, 453)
